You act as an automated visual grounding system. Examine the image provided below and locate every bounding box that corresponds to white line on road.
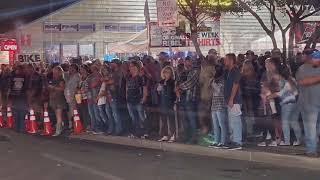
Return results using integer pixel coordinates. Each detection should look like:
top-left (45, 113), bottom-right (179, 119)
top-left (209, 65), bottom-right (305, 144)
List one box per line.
top-left (41, 153), bottom-right (125, 180)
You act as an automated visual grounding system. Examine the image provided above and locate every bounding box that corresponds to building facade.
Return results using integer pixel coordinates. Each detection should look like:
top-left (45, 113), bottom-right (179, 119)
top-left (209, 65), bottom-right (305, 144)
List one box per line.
top-left (6, 0), bottom-right (292, 63)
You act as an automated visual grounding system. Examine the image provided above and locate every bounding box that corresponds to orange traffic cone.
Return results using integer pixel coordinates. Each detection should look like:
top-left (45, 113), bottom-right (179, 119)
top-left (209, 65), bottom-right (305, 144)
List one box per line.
top-left (73, 109), bottom-right (83, 135)
top-left (41, 109), bottom-right (53, 136)
top-left (6, 107), bottom-right (14, 129)
top-left (28, 109), bottom-right (38, 134)
top-left (24, 114), bottom-right (30, 132)
top-left (0, 111), bottom-right (4, 128)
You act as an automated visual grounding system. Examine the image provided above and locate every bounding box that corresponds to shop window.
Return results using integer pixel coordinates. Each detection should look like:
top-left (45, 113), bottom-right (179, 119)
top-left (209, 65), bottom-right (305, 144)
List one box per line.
top-left (80, 43), bottom-right (95, 58)
top-left (62, 44), bottom-right (78, 60)
top-left (44, 43), bottom-right (60, 64)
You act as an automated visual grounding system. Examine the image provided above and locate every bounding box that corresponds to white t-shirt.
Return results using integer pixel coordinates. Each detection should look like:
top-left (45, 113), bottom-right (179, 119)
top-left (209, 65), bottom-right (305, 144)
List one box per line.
top-left (97, 82), bottom-right (106, 105)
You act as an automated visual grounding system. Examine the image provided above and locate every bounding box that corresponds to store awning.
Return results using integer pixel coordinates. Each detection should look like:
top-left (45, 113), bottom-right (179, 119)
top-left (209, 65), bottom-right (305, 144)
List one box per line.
top-left (108, 29), bottom-right (148, 53)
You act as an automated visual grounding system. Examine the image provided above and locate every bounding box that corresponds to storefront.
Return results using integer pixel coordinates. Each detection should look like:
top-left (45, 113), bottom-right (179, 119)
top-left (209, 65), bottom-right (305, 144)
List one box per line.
top-left (4, 0), bottom-right (295, 62)
top-left (0, 38), bottom-right (18, 65)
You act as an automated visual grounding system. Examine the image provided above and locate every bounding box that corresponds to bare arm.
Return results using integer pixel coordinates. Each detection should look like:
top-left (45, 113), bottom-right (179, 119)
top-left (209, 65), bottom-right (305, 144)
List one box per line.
top-left (228, 83), bottom-right (239, 108)
top-left (298, 76), bottom-right (320, 87)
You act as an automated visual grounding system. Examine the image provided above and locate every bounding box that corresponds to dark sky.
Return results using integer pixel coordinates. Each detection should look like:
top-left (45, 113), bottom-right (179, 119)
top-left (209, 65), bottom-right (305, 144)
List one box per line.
top-left (0, 0), bottom-right (79, 33)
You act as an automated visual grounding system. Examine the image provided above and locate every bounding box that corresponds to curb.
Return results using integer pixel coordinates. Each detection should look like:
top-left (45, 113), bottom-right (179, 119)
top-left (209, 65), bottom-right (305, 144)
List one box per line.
top-left (69, 134), bottom-right (320, 171)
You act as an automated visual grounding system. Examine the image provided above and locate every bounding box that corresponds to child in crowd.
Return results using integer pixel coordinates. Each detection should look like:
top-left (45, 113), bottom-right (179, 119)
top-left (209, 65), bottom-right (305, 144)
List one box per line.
top-left (157, 66), bottom-right (176, 142)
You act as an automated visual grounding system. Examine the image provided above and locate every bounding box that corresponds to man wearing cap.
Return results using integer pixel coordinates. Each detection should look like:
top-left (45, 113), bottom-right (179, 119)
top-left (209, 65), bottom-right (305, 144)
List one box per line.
top-left (296, 49), bottom-right (320, 157)
top-left (158, 52), bottom-right (170, 68)
top-left (198, 49), bottom-right (218, 135)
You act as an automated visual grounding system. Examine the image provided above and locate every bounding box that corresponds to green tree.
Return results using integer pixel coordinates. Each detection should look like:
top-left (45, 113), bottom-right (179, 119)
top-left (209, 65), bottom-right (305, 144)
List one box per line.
top-left (236, 0), bottom-right (320, 61)
top-left (176, 0), bottom-right (241, 57)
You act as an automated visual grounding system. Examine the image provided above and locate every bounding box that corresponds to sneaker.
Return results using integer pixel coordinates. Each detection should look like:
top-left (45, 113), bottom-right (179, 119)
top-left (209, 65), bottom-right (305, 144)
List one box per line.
top-left (168, 135), bottom-right (176, 143)
top-left (141, 134), bottom-right (149, 139)
top-left (279, 141), bottom-right (290, 146)
top-left (269, 141), bottom-right (278, 147)
top-left (209, 143), bottom-right (220, 148)
top-left (304, 152), bottom-right (319, 158)
top-left (293, 140), bottom-right (301, 146)
top-left (128, 134), bottom-right (137, 138)
top-left (228, 143), bottom-right (242, 150)
top-left (158, 136), bottom-right (169, 142)
top-left (92, 131), bottom-right (103, 135)
top-left (257, 142), bottom-right (267, 147)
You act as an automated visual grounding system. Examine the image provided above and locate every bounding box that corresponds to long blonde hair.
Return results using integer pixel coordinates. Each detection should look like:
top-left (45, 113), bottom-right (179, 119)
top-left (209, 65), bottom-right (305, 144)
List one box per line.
top-left (161, 66), bottom-right (175, 80)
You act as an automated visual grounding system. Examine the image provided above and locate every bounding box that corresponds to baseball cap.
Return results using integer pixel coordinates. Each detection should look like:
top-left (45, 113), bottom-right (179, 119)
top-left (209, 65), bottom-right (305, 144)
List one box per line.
top-left (245, 50), bottom-right (254, 55)
top-left (311, 51), bottom-right (320, 61)
top-left (208, 49), bottom-right (218, 54)
top-left (157, 52), bottom-right (169, 58)
top-left (302, 48), bottom-right (318, 56)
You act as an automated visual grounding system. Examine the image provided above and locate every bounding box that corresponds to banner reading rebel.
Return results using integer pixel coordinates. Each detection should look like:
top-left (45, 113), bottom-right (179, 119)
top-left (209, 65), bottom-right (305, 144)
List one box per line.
top-left (149, 18), bottom-right (221, 47)
top-left (156, 0), bottom-right (178, 27)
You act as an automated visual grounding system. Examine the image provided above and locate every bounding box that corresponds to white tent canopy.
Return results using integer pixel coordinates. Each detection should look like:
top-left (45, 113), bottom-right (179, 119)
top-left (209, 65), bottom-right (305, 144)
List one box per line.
top-left (250, 30), bottom-right (289, 54)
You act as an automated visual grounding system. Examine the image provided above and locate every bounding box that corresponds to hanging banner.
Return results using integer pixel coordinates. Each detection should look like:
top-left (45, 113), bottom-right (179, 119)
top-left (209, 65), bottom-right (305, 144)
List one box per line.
top-left (156, 0), bottom-right (178, 27)
top-left (0, 51), bottom-right (9, 64)
top-left (295, 21), bottom-right (320, 44)
top-left (149, 18), bottom-right (221, 47)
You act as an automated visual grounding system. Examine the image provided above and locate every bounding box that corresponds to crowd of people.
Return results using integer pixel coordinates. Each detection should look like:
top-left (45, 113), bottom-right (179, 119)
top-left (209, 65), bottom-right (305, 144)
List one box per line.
top-left (0, 48), bottom-right (320, 156)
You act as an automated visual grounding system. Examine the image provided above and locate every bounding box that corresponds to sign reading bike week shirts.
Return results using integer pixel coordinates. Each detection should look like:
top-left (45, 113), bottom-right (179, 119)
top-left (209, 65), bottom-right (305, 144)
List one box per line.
top-left (156, 0), bottom-right (178, 27)
top-left (149, 18), bottom-right (221, 47)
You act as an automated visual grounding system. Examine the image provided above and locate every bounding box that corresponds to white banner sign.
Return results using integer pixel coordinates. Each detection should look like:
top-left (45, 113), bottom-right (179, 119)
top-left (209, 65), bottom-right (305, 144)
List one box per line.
top-left (0, 51), bottom-right (9, 64)
top-left (150, 18), bottom-right (221, 47)
top-left (156, 0), bottom-right (178, 27)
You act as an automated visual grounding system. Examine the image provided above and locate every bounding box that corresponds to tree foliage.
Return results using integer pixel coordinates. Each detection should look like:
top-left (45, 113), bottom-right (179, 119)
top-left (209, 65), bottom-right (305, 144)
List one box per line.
top-left (176, 0), bottom-right (244, 57)
top-left (235, 0), bottom-right (320, 60)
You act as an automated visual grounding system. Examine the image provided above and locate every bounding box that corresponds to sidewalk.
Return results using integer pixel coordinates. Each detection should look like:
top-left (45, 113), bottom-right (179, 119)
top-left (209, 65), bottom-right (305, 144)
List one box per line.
top-left (69, 133), bottom-right (320, 171)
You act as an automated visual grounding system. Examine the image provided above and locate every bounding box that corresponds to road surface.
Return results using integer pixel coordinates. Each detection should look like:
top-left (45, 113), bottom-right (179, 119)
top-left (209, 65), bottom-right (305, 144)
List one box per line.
top-left (0, 130), bottom-right (318, 180)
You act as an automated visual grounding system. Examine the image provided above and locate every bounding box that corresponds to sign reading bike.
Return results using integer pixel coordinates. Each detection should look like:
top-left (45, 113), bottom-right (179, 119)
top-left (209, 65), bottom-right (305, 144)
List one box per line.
top-left (156, 0), bottom-right (178, 27)
top-left (18, 54), bottom-right (41, 63)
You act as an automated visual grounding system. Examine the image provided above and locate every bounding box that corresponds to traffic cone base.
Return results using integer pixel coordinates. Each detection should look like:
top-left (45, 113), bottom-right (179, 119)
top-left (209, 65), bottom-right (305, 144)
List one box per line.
top-left (73, 109), bottom-right (83, 135)
top-left (24, 114), bottom-right (30, 132)
top-left (6, 107), bottom-right (14, 129)
top-left (0, 112), bottom-right (4, 128)
top-left (41, 110), bottom-right (53, 136)
top-left (28, 109), bottom-right (38, 134)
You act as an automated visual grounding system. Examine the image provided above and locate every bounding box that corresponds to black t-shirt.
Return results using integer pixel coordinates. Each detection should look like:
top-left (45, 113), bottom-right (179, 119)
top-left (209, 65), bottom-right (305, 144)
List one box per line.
top-left (9, 73), bottom-right (27, 97)
top-left (159, 79), bottom-right (176, 107)
top-left (224, 67), bottom-right (242, 104)
top-left (126, 75), bottom-right (146, 104)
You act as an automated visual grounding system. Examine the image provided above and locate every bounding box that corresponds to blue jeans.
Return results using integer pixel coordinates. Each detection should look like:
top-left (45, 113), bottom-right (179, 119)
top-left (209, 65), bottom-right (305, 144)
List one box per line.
top-left (228, 106), bottom-right (243, 145)
top-left (211, 109), bottom-right (228, 145)
top-left (281, 103), bottom-right (302, 144)
top-left (88, 103), bottom-right (104, 132)
top-left (13, 108), bottom-right (27, 133)
top-left (127, 103), bottom-right (146, 136)
top-left (105, 101), bottom-right (122, 134)
top-left (180, 102), bottom-right (197, 140)
top-left (98, 104), bottom-right (108, 131)
top-left (302, 105), bottom-right (320, 153)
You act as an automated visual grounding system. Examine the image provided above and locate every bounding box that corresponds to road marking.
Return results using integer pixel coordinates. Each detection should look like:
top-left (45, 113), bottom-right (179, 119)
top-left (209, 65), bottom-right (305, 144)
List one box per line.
top-left (41, 153), bottom-right (124, 180)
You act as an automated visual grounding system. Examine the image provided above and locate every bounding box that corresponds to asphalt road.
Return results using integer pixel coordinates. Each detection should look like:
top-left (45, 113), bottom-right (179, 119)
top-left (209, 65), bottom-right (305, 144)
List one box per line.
top-left (0, 130), bottom-right (319, 180)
